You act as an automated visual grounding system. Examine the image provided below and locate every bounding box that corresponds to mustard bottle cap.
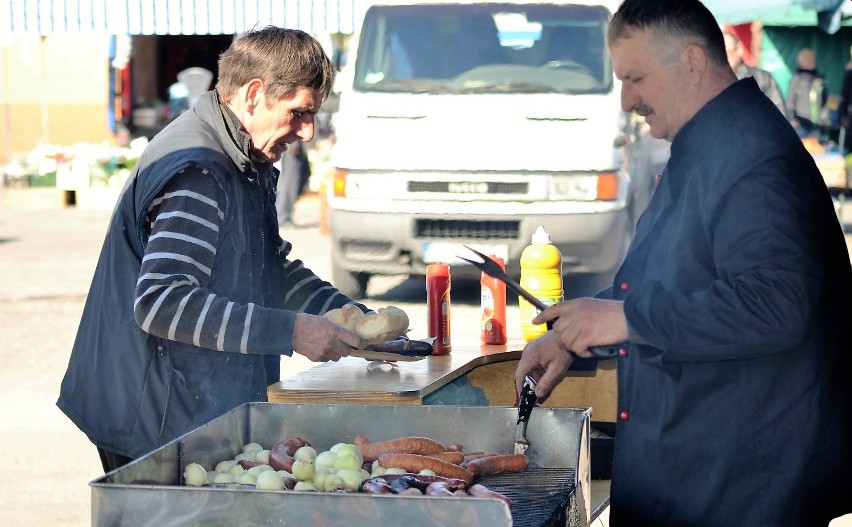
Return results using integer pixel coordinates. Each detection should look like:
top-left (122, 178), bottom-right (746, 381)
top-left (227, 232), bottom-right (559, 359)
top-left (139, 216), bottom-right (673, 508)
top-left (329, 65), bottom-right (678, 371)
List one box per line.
top-left (531, 225), bottom-right (551, 244)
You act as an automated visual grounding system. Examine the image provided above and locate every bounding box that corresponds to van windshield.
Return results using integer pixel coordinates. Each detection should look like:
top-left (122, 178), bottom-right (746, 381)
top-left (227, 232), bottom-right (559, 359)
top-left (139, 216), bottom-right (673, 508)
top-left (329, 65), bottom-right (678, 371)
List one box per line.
top-left (354, 3), bottom-right (612, 95)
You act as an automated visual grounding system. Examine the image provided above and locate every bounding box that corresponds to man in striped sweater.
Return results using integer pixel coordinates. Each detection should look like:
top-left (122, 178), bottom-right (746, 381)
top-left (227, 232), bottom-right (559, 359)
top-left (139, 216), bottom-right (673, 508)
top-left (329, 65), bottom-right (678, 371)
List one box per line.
top-left (58, 28), bottom-right (370, 472)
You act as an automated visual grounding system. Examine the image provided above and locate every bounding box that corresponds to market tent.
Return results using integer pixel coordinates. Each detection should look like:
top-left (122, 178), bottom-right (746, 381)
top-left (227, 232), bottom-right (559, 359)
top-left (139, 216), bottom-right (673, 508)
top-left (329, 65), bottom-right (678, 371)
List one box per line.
top-left (705, 0), bottom-right (850, 33)
top-left (1, 0), bottom-right (357, 35)
top-left (704, 0), bottom-right (852, 96)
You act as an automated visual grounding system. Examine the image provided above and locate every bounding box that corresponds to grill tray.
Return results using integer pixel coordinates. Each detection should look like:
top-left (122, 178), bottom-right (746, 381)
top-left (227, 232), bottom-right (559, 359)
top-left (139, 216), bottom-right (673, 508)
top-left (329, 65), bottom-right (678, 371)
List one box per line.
top-left (479, 468), bottom-right (577, 527)
top-left (92, 403), bottom-right (590, 527)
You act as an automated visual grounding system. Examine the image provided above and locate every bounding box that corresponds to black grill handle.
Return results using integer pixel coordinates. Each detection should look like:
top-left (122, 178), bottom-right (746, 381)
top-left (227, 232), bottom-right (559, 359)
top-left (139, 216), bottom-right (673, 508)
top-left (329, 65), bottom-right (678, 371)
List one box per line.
top-left (517, 375), bottom-right (538, 424)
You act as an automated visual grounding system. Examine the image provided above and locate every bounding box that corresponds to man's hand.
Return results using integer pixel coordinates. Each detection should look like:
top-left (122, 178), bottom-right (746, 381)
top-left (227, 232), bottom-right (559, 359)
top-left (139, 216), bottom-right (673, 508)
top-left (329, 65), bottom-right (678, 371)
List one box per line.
top-left (533, 298), bottom-right (627, 355)
top-left (515, 331), bottom-right (575, 401)
top-left (291, 313), bottom-right (366, 362)
top-left (516, 297), bottom-right (628, 399)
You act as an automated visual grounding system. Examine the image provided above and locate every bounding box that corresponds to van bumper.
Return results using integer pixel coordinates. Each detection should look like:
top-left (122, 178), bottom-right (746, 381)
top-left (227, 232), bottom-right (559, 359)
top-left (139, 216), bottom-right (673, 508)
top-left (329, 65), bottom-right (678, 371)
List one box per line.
top-left (329, 207), bottom-right (631, 279)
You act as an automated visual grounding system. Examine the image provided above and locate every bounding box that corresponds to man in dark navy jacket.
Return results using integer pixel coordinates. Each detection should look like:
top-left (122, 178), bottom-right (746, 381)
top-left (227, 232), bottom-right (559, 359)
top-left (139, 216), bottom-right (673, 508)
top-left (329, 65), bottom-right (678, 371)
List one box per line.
top-left (516, 1), bottom-right (852, 526)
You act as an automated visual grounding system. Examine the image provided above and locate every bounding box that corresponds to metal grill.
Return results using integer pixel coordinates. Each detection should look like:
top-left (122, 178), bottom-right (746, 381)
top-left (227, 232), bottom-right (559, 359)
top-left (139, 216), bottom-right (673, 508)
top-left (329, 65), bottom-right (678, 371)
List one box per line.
top-left (408, 181), bottom-right (529, 194)
top-left (478, 468), bottom-right (577, 527)
top-left (415, 219), bottom-right (520, 240)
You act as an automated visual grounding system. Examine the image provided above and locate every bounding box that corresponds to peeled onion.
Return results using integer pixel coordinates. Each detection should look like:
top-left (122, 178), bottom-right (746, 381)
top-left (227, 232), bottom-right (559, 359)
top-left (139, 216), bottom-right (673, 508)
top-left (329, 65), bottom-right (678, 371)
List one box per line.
top-left (294, 446), bottom-right (317, 463)
top-left (183, 463), bottom-right (207, 487)
top-left (242, 443), bottom-right (264, 454)
top-left (315, 450), bottom-right (337, 470)
top-left (255, 470), bottom-right (285, 491)
top-left (291, 459), bottom-right (316, 481)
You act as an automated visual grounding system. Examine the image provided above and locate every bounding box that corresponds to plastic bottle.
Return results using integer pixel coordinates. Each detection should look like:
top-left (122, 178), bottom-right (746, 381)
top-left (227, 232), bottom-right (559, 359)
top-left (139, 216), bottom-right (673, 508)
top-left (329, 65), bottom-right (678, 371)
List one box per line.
top-left (480, 256), bottom-right (507, 345)
top-left (426, 262), bottom-right (452, 355)
top-left (519, 226), bottom-right (563, 342)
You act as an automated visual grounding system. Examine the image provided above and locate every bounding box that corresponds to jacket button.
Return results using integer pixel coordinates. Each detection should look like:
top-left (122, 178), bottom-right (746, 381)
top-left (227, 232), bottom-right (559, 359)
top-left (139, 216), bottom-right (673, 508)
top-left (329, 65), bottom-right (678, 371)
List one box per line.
top-left (619, 281), bottom-right (629, 291)
top-left (618, 347), bottom-right (629, 358)
top-left (157, 345), bottom-right (164, 357)
top-left (619, 410), bottom-right (630, 421)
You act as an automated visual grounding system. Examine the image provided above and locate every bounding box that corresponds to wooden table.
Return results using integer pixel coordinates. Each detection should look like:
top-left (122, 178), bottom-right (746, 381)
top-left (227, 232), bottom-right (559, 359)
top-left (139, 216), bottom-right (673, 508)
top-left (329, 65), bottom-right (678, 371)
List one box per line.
top-left (267, 337), bottom-right (617, 422)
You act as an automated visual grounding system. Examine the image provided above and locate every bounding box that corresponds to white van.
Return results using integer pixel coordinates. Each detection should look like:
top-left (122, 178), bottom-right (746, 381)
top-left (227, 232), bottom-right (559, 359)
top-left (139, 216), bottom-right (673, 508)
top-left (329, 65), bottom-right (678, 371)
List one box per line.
top-left (328, 0), bottom-right (669, 298)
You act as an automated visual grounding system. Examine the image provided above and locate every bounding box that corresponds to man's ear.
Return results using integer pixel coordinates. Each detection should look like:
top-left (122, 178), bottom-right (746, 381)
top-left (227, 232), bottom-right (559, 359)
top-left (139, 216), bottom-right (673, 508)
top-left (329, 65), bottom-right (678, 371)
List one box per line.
top-left (244, 79), bottom-right (265, 112)
top-left (684, 44), bottom-right (707, 84)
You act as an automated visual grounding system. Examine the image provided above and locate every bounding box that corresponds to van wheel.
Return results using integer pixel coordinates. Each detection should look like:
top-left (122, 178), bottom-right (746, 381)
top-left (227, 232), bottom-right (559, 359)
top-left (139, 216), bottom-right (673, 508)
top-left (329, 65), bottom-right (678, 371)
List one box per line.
top-left (332, 261), bottom-right (369, 300)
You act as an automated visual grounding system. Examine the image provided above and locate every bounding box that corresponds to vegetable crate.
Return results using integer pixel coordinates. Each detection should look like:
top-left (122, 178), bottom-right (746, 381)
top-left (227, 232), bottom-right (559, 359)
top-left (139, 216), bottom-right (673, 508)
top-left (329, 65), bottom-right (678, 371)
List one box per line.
top-left (91, 403), bottom-right (591, 527)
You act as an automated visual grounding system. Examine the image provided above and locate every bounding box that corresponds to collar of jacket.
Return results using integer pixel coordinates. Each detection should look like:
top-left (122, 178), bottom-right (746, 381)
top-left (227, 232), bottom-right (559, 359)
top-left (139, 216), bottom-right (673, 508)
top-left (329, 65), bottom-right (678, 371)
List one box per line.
top-left (194, 90), bottom-right (274, 184)
top-left (666, 77), bottom-right (759, 193)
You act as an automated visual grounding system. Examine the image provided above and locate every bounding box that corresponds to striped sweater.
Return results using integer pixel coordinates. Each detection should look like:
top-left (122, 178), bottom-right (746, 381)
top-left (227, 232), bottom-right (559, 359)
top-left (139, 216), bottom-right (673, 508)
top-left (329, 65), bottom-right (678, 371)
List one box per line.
top-left (134, 166), bottom-right (352, 355)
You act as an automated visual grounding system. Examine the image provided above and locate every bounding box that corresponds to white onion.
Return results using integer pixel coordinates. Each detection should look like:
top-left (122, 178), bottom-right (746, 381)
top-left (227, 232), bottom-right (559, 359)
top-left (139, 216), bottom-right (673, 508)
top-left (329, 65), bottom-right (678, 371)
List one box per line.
top-left (255, 470), bottom-right (285, 491)
top-left (183, 463), bottom-right (207, 487)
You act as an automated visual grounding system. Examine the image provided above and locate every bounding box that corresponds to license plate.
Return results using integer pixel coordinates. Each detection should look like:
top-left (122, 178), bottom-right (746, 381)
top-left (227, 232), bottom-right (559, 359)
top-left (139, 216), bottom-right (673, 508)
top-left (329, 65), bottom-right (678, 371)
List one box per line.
top-left (422, 242), bottom-right (509, 265)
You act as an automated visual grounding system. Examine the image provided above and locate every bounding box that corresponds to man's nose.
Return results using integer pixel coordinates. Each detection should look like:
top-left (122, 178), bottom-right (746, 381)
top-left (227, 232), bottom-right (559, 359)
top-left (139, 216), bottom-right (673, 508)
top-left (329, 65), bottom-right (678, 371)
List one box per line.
top-left (620, 84), bottom-right (638, 113)
top-left (297, 118), bottom-right (315, 143)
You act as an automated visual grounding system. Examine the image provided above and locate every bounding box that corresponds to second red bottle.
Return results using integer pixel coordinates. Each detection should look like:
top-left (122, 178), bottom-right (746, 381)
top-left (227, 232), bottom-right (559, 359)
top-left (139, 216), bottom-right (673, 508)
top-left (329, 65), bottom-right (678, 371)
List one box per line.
top-left (426, 262), bottom-right (451, 355)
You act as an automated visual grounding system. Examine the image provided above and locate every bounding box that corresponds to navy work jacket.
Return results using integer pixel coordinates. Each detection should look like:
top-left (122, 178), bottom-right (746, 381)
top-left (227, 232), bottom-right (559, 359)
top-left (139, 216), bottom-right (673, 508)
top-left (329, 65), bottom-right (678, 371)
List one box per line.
top-left (605, 78), bottom-right (851, 526)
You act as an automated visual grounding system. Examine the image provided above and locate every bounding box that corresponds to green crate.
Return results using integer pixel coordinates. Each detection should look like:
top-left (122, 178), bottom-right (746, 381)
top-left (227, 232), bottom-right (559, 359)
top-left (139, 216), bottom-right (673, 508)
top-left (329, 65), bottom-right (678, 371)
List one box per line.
top-left (29, 172), bottom-right (57, 187)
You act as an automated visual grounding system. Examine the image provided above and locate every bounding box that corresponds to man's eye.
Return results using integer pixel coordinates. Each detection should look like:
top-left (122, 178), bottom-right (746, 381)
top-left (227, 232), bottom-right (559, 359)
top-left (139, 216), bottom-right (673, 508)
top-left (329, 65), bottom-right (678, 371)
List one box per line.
top-left (292, 111), bottom-right (305, 119)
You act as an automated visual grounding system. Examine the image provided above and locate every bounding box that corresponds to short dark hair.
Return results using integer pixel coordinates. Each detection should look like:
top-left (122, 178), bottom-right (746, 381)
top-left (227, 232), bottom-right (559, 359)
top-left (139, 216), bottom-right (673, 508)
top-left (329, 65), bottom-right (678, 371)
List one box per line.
top-left (216, 27), bottom-right (336, 103)
top-left (607, 0), bottom-right (727, 68)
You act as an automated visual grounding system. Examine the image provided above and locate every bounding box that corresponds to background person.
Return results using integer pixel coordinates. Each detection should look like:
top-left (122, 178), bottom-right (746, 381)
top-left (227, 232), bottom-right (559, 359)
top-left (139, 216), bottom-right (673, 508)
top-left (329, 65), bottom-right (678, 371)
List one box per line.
top-left (787, 47), bottom-right (828, 138)
top-left (515, 1), bottom-right (852, 525)
top-left (839, 44), bottom-right (852, 153)
top-left (722, 29), bottom-right (786, 117)
top-left (275, 139), bottom-right (311, 227)
top-left (58, 27), bottom-right (371, 473)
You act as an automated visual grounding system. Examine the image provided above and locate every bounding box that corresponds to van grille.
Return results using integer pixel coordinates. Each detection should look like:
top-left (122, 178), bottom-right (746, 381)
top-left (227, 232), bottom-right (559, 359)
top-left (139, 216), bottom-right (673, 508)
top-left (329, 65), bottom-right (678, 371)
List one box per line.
top-left (415, 219), bottom-right (520, 240)
top-left (408, 181), bottom-right (528, 194)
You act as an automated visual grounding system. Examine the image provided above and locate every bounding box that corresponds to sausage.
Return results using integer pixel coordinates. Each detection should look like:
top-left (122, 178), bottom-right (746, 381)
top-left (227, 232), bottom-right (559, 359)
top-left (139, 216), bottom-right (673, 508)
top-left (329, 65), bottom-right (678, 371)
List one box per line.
top-left (268, 436), bottom-right (311, 472)
top-left (359, 478), bottom-right (393, 494)
top-left (461, 452), bottom-right (499, 465)
top-left (425, 481), bottom-right (455, 497)
top-left (237, 459), bottom-right (263, 470)
top-left (378, 453), bottom-right (474, 485)
top-left (354, 434), bottom-right (371, 449)
top-left (446, 443), bottom-right (464, 452)
top-left (427, 451), bottom-right (465, 464)
top-left (468, 483), bottom-right (513, 509)
top-left (398, 487), bottom-right (424, 495)
top-left (359, 437), bottom-right (446, 462)
top-left (365, 473), bottom-right (468, 492)
top-left (389, 475), bottom-right (422, 494)
top-left (465, 454), bottom-right (528, 477)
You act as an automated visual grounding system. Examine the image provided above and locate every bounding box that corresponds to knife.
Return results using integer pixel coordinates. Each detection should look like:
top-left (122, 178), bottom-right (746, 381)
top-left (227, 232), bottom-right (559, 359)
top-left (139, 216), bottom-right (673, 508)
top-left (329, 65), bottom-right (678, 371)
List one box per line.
top-left (350, 337), bottom-right (435, 362)
top-left (514, 374), bottom-right (538, 455)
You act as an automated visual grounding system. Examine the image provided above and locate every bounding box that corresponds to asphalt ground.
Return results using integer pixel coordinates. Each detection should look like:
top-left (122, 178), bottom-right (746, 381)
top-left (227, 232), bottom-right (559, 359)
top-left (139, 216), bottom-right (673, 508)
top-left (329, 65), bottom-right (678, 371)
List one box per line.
top-left (1, 190), bottom-right (850, 526)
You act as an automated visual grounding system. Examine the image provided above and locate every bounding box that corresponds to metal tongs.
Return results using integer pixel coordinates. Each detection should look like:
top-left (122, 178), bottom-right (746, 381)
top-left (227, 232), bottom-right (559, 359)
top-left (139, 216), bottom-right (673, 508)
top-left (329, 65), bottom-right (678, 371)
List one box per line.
top-left (514, 374), bottom-right (538, 454)
top-left (459, 245), bottom-right (620, 359)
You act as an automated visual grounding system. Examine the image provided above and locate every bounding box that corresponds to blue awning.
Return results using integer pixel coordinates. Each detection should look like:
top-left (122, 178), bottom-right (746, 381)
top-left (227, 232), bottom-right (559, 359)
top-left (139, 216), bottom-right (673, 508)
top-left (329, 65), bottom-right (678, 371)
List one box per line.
top-left (2, 0), bottom-right (357, 35)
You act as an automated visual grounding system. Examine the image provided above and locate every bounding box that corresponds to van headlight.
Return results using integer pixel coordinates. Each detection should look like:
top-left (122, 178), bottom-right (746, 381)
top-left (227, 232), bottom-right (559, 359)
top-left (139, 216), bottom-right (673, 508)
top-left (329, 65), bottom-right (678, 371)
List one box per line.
top-left (549, 173), bottom-right (618, 201)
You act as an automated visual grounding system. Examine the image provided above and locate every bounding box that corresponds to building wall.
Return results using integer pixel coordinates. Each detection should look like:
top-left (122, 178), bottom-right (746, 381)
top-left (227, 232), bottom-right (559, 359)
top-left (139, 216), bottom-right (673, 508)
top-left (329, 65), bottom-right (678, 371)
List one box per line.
top-left (0, 35), bottom-right (114, 163)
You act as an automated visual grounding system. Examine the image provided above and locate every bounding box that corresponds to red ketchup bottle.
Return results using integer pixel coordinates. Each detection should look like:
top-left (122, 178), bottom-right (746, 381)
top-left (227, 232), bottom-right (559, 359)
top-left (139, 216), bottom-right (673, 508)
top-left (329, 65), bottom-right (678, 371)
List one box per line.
top-left (480, 256), bottom-right (507, 345)
top-left (426, 262), bottom-right (452, 355)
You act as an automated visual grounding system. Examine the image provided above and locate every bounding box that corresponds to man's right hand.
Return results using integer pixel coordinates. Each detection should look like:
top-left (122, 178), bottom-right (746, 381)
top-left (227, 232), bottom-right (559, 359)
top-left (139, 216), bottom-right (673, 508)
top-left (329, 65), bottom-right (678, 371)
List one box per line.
top-left (515, 331), bottom-right (575, 402)
top-left (291, 313), bottom-right (366, 362)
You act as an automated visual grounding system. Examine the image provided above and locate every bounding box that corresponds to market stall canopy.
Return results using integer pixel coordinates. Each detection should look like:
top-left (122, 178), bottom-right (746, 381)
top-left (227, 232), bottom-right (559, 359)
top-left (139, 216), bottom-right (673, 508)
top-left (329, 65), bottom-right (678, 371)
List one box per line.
top-left (1, 0), bottom-right (357, 35)
top-left (705, 0), bottom-right (851, 33)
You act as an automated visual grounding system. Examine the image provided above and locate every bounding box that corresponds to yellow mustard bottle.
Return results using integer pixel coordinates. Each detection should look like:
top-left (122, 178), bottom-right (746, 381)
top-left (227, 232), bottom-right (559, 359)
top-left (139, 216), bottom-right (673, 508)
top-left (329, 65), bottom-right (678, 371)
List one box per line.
top-left (519, 226), bottom-right (563, 342)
